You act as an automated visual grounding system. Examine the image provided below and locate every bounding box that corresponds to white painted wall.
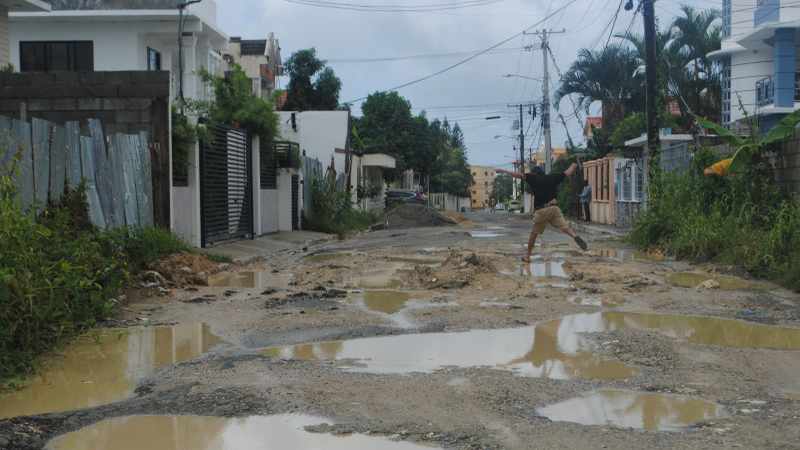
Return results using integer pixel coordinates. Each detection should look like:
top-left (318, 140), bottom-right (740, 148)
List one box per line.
top-left (260, 189), bottom-right (279, 234)
top-left (277, 170), bottom-right (294, 232)
top-left (172, 142), bottom-right (201, 247)
top-left (277, 111), bottom-right (349, 173)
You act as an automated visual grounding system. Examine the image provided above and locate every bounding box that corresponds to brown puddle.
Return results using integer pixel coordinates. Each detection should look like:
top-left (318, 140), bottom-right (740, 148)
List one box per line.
top-left (264, 313), bottom-right (638, 380)
top-left (207, 271), bottom-right (275, 289)
top-left (536, 390), bottom-right (725, 431)
top-left (667, 272), bottom-right (760, 290)
top-left (361, 290), bottom-right (413, 315)
top-left (264, 312), bottom-right (800, 377)
top-left (46, 414), bottom-right (434, 450)
top-left (0, 324), bottom-right (222, 419)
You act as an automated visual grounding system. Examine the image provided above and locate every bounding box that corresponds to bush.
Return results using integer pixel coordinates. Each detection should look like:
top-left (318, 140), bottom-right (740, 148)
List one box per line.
top-left (630, 147), bottom-right (800, 291)
top-left (0, 173), bottom-right (192, 382)
top-left (305, 177), bottom-right (378, 237)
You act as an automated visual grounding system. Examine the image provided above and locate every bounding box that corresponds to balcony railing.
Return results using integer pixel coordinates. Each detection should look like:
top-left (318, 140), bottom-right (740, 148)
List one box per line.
top-left (756, 77), bottom-right (774, 107)
top-left (756, 75), bottom-right (800, 108)
top-left (274, 141), bottom-right (301, 169)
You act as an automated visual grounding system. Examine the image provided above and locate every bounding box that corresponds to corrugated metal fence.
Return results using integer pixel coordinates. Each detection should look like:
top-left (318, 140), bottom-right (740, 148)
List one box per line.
top-left (0, 115), bottom-right (153, 229)
top-left (302, 155), bottom-right (323, 217)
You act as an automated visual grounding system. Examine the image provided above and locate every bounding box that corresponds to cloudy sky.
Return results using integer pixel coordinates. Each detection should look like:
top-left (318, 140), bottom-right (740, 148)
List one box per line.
top-left (216, 0), bottom-right (713, 168)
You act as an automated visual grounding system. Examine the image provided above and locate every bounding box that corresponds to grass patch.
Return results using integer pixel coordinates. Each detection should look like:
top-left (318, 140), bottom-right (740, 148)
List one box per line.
top-left (0, 174), bottom-right (193, 383)
top-left (630, 148), bottom-right (800, 291)
top-left (305, 178), bottom-right (380, 237)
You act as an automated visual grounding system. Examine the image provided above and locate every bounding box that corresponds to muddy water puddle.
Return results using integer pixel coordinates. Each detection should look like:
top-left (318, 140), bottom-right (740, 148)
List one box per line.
top-left (207, 271), bottom-right (287, 289)
top-left (568, 293), bottom-right (624, 307)
top-left (354, 290), bottom-right (454, 328)
top-left (470, 230), bottom-right (505, 238)
top-left (46, 414), bottom-right (433, 450)
top-left (667, 272), bottom-right (761, 290)
top-left (537, 390), bottom-right (724, 431)
top-left (264, 311), bottom-right (800, 376)
top-left (0, 323), bottom-right (222, 419)
top-left (265, 313), bottom-right (638, 380)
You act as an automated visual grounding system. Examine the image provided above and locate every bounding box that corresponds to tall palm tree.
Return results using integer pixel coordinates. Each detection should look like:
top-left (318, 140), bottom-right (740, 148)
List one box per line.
top-left (555, 44), bottom-right (643, 127)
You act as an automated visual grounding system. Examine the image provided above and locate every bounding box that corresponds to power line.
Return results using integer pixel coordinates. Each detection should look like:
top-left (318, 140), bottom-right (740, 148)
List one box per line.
top-left (343, 0), bottom-right (580, 104)
top-left (326, 46), bottom-right (531, 63)
top-left (283, 0), bottom-right (505, 13)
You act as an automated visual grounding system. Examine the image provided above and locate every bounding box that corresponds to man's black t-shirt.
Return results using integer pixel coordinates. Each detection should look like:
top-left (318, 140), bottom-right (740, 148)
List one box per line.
top-left (525, 173), bottom-right (565, 209)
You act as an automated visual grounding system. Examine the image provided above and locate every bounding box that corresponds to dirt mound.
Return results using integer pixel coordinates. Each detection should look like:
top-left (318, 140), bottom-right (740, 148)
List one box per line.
top-left (408, 250), bottom-right (496, 289)
top-left (385, 204), bottom-right (457, 229)
top-left (147, 252), bottom-right (220, 287)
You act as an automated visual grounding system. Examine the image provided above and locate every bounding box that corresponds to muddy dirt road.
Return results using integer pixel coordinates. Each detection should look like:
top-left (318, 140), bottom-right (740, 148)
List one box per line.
top-left (2, 212), bottom-right (800, 449)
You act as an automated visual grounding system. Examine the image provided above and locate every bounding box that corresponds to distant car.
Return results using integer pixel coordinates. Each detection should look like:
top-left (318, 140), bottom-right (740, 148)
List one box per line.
top-left (508, 200), bottom-right (522, 213)
top-left (386, 190), bottom-right (425, 207)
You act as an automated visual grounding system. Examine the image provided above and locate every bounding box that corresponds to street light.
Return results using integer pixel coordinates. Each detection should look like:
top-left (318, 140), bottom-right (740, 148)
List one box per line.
top-left (178, 0), bottom-right (204, 109)
top-left (502, 74), bottom-right (543, 82)
top-left (485, 116), bottom-right (502, 120)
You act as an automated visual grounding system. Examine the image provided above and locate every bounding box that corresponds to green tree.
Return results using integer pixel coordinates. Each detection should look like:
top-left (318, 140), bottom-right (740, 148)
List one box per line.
top-left (283, 48), bottom-right (342, 111)
top-left (493, 173), bottom-right (514, 204)
top-left (555, 44), bottom-right (643, 128)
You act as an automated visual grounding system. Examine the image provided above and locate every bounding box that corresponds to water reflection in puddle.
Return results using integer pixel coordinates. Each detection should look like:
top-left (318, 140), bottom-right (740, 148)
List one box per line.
top-left (568, 293), bottom-right (624, 307)
top-left (470, 231), bottom-right (504, 238)
top-left (537, 390), bottom-right (724, 431)
top-left (356, 291), bottom-right (452, 329)
top-left (593, 248), bottom-right (666, 263)
top-left (46, 414), bottom-right (433, 450)
top-left (0, 324), bottom-right (222, 419)
top-left (264, 312), bottom-right (800, 377)
top-left (264, 313), bottom-right (637, 380)
top-left (667, 272), bottom-right (759, 290)
top-left (523, 260), bottom-right (568, 279)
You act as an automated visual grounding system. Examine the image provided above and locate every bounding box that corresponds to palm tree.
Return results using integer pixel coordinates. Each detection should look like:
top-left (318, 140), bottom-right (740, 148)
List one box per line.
top-left (555, 44), bottom-right (643, 128)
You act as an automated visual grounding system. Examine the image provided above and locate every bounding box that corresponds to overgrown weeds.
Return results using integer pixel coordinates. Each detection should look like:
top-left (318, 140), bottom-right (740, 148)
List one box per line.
top-left (630, 147), bottom-right (800, 291)
top-left (0, 173), bottom-right (191, 383)
top-left (305, 177), bottom-right (378, 237)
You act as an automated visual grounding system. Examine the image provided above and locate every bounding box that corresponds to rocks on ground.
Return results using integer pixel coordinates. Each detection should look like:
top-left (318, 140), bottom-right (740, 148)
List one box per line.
top-left (145, 252), bottom-right (221, 287)
top-left (409, 251), bottom-right (496, 289)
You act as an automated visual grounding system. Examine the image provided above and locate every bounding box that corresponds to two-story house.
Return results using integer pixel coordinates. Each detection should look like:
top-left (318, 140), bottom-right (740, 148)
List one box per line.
top-left (1, 1), bottom-right (50, 66)
top-left (8, 0), bottom-right (227, 101)
top-left (711, 0), bottom-right (800, 131)
top-left (225, 34), bottom-right (282, 100)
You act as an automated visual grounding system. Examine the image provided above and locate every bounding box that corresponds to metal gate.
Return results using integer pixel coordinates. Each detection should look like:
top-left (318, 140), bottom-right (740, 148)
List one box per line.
top-left (200, 124), bottom-right (253, 247)
top-left (291, 174), bottom-right (300, 231)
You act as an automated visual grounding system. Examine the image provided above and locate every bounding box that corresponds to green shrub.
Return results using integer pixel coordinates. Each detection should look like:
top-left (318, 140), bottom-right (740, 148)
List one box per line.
top-left (631, 147), bottom-right (800, 291)
top-left (305, 177), bottom-right (378, 237)
top-left (0, 173), bottom-right (193, 382)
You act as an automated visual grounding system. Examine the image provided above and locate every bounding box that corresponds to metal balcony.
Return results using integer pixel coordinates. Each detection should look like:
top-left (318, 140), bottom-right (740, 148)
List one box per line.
top-left (756, 77), bottom-right (775, 107)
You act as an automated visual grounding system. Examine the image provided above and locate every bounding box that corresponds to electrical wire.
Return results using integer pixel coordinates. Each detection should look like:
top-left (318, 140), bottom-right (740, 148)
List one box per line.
top-left (342, 0), bottom-right (580, 104)
top-left (326, 46), bottom-right (530, 63)
top-left (283, 0), bottom-right (505, 13)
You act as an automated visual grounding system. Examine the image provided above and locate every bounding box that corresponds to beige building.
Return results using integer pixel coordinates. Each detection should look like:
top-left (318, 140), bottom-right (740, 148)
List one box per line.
top-left (1, 0), bottom-right (50, 66)
top-left (225, 33), bottom-right (282, 100)
top-left (469, 165), bottom-right (496, 210)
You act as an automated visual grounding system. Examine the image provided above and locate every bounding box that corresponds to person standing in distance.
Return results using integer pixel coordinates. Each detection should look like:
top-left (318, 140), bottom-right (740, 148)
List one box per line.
top-left (496, 163), bottom-right (588, 262)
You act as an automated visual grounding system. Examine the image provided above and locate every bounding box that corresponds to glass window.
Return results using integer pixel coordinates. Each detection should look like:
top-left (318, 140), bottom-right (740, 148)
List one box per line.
top-left (147, 47), bottom-right (161, 71)
top-left (20, 41), bottom-right (93, 72)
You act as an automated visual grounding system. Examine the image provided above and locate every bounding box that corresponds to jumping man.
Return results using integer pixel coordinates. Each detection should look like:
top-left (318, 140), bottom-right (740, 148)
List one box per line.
top-left (497, 163), bottom-right (588, 262)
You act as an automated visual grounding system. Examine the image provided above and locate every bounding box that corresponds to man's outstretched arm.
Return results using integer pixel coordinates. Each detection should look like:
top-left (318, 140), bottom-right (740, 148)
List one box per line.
top-left (496, 168), bottom-right (524, 179)
top-left (563, 162), bottom-right (579, 177)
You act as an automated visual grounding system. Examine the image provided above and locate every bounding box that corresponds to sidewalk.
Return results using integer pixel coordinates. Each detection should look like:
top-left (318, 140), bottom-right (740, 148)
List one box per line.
top-left (573, 221), bottom-right (630, 238)
top-left (201, 231), bottom-right (335, 263)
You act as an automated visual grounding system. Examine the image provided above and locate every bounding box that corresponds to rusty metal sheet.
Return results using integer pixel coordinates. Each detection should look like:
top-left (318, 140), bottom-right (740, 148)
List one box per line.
top-left (80, 135), bottom-right (106, 229)
top-left (89, 119), bottom-right (115, 228)
top-left (139, 131), bottom-right (154, 227)
top-left (11, 119), bottom-right (34, 210)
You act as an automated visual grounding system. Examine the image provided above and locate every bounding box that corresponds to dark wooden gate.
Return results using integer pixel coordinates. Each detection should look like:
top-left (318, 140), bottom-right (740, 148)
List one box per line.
top-left (200, 124), bottom-right (253, 247)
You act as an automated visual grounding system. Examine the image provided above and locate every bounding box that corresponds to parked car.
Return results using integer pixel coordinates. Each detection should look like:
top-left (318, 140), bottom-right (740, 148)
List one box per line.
top-left (386, 190), bottom-right (425, 208)
top-left (508, 200), bottom-right (522, 213)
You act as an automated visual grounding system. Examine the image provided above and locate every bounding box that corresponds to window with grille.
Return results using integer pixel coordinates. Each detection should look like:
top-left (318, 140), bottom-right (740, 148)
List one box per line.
top-left (20, 41), bottom-right (93, 72)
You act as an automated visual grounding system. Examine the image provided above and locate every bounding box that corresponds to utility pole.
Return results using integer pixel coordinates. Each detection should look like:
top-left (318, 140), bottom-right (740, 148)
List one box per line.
top-left (642, 0), bottom-right (659, 206)
top-left (508, 102), bottom-right (537, 213)
top-left (525, 29), bottom-right (565, 174)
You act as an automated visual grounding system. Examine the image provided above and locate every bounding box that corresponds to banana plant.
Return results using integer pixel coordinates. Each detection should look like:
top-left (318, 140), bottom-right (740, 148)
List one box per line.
top-left (695, 109), bottom-right (800, 173)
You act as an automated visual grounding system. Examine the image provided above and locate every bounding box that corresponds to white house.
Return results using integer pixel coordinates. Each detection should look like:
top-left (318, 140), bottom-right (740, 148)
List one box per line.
top-left (9, 0), bottom-right (227, 102)
top-left (1, 1), bottom-right (50, 66)
top-left (277, 110), bottom-right (395, 212)
top-left (711, 0), bottom-right (800, 131)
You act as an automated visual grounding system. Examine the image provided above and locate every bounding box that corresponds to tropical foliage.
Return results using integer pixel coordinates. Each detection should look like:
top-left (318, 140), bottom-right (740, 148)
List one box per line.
top-left (282, 48), bottom-right (342, 111)
top-left (354, 91), bottom-right (474, 196)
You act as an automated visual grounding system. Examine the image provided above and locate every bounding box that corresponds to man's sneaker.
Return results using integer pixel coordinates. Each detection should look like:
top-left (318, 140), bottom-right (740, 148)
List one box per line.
top-left (574, 236), bottom-right (588, 251)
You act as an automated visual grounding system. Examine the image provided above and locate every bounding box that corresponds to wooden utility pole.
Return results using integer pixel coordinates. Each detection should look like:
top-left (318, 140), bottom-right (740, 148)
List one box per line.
top-left (643, 0), bottom-right (659, 205)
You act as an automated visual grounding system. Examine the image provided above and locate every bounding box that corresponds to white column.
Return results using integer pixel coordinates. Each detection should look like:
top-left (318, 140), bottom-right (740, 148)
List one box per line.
top-left (251, 135), bottom-right (262, 235)
top-left (181, 34), bottom-right (199, 101)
